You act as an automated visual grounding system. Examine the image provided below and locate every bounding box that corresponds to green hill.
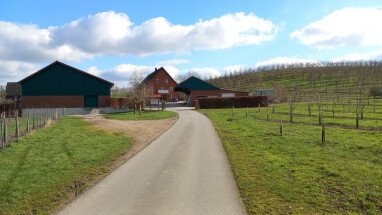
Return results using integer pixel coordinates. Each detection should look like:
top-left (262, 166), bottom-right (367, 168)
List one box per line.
top-left (208, 62), bottom-right (382, 102)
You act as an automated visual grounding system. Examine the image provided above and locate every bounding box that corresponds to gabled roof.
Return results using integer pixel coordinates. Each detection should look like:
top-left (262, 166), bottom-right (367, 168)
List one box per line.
top-left (5, 82), bottom-right (20, 96)
top-left (142, 67), bottom-right (177, 84)
top-left (174, 76), bottom-right (220, 93)
top-left (19, 61), bottom-right (114, 86)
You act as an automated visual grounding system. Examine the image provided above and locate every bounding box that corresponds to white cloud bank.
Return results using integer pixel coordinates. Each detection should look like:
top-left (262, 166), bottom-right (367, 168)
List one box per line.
top-left (0, 11), bottom-right (277, 84)
top-left (333, 49), bottom-right (382, 62)
top-left (255, 57), bottom-right (319, 67)
top-left (291, 7), bottom-right (382, 49)
top-left (0, 11), bottom-right (277, 64)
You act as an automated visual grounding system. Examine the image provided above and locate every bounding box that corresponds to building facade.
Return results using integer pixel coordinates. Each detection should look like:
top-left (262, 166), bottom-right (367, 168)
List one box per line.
top-left (142, 67), bottom-right (179, 101)
top-left (19, 61), bottom-right (114, 109)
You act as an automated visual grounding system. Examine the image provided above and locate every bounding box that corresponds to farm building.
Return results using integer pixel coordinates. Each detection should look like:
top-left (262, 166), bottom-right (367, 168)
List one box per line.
top-left (17, 61), bottom-right (114, 113)
top-left (142, 67), bottom-right (180, 102)
top-left (174, 76), bottom-right (250, 106)
top-left (5, 82), bottom-right (20, 101)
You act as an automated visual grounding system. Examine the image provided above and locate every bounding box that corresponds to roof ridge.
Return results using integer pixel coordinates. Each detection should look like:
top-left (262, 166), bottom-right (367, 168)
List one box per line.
top-left (19, 61), bottom-right (114, 86)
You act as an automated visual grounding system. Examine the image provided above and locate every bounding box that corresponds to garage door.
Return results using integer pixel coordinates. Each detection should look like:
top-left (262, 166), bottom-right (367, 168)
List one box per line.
top-left (84, 95), bottom-right (98, 108)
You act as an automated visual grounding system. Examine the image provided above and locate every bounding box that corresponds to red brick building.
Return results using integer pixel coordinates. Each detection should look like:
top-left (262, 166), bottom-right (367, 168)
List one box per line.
top-left (142, 67), bottom-right (180, 101)
top-left (174, 76), bottom-right (250, 106)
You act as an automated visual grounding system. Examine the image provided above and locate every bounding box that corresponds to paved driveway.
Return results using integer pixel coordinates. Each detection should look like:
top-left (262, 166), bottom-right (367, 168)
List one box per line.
top-left (59, 110), bottom-right (246, 215)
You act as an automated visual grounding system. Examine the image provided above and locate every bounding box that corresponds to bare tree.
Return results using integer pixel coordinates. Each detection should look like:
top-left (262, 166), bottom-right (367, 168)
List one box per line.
top-left (130, 70), bottom-right (150, 115)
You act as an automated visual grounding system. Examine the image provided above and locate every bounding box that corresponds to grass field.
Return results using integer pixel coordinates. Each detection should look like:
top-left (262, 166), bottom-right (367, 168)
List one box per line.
top-left (105, 110), bottom-right (177, 120)
top-left (199, 106), bottom-right (382, 214)
top-left (0, 117), bottom-right (132, 215)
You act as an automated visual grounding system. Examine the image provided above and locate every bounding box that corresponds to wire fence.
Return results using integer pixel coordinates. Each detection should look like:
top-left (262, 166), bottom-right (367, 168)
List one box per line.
top-left (0, 108), bottom-right (67, 150)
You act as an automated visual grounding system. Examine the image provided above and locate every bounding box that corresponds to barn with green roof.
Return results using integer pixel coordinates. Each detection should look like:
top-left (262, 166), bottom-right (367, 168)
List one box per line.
top-left (17, 61), bottom-right (114, 113)
top-left (174, 76), bottom-right (249, 106)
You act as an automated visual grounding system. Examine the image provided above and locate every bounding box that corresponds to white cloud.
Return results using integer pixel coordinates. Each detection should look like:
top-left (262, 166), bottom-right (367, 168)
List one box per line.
top-left (0, 21), bottom-right (91, 62)
top-left (255, 57), bottom-right (318, 67)
top-left (291, 7), bottom-right (382, 49)
top-left (186, 67), bottom-right (221, 79)
top-left (157, 59), bottom-right (190, 66)
top-left (333, 49), bottom-right (382, 62)
top-left (0, 11), bottom-right (276, 64)
top-left (0, 60), bottom-right (39, 84)
top-left (223, 65), bottom-right (248, 73)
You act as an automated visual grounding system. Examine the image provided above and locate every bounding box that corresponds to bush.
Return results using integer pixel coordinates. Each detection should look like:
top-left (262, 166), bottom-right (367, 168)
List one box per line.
top-left (198, 96), bottom-right (269, 109)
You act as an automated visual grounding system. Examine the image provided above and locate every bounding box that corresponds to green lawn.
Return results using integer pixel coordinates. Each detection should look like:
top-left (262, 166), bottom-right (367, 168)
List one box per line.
top-left (105, 110), bottom-right (177, 120)
top-left (0, 117), bottom-right (132, 215)
top-left (199, 107), bottom-right (382, 214)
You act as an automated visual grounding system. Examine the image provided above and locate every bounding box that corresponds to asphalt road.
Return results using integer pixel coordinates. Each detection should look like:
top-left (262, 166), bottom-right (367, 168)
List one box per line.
top-left (59, 110), bottom-right (246, 215)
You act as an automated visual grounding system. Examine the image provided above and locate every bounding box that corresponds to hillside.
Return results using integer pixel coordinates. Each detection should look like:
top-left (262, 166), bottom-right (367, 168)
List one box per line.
top-left (208, 62), bottom-right (382, 102)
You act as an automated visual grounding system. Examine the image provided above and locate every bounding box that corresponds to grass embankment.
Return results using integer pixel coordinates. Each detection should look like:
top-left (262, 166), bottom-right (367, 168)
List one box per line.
top-left (0, 117), bottom-right (132, 215)
top-left (105, 110), bottom-right (177, 120)
top-left (200, 107), bottom-right (382, 214)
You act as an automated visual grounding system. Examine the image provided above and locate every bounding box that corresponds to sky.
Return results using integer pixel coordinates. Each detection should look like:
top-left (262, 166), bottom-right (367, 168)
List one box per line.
top-left (1, 0), bottom-right (382, 86)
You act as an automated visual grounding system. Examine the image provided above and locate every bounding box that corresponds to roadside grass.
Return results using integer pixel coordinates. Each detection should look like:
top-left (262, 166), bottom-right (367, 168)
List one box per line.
top-left (200, 107), bottom-right (382, 214)
top-left (105, 110), bottom-right (177, 120)
top-left (0, 116), bottom-right (132, 215)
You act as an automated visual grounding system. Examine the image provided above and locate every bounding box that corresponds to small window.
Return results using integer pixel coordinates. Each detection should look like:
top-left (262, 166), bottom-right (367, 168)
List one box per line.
top-left (165, 79), bottom-right (168, 84)
top-left (160, 86), bottom-right (164, 90)
top-left (156, 79), bottom-right (160, 84)
top-left (169, 87), bottom-right (173, 92)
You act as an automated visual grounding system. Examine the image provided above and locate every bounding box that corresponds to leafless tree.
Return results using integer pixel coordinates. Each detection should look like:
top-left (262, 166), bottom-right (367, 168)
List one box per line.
top-left (130, 70), bottom-right (150, 115)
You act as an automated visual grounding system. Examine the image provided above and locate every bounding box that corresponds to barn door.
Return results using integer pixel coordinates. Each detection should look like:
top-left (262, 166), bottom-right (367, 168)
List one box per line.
top-left (84, 95), bottom-right (98, 108)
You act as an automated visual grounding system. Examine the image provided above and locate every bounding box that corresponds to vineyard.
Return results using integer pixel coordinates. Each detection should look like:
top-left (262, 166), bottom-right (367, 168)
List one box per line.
top-left (202, 62), bottom-right (382, 214)
top-left (208, 61), bottom-right (382, 102)
top-left (200, 104), bottom-right (382, 214)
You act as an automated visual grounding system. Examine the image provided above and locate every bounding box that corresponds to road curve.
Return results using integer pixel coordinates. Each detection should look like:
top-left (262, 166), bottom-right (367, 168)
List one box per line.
top-left (59, 110), bottom-right (246, 215)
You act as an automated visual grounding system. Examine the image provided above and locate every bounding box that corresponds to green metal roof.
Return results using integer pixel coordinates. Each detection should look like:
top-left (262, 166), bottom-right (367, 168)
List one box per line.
top-left (19, 61), bottom-right (113, 96)
top-left (174, 76), bottom-right (220, 94)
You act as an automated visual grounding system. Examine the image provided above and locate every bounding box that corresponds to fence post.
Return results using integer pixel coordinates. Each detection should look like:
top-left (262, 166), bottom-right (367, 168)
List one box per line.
top-left (26, 110), bottom-right (30, 133)
top-left (279, 120), bottom-right (283, 135)
top-left (0, 114), bottom-right (3, 149)
top-left (356, 107), bottom-right (359, 129)
top-left (3, 121), bottom-right (7, 145)
top-left (15, 110), bottom-right (19, 141)
top-left (245, 107), bottom-right (248, 118)
top-left (267, 106), bottom-right (269, 121)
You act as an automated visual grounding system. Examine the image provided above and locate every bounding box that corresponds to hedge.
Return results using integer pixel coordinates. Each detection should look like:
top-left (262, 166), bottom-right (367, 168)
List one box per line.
top-left (198, 96), bottom-right (269, 109)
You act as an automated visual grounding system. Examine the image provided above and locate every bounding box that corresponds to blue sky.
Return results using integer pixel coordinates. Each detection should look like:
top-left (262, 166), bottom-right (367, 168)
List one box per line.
top-left (0, 0), bottom-right (382, 86)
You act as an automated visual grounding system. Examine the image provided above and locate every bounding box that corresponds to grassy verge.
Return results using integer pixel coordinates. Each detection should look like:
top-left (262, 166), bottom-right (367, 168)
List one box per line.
top-left (199, 108), bottom-right (382, 214)
top-left (105, 110), bottom-right (177, 120)
top-left (0, 116), bottom-right (132, 215)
